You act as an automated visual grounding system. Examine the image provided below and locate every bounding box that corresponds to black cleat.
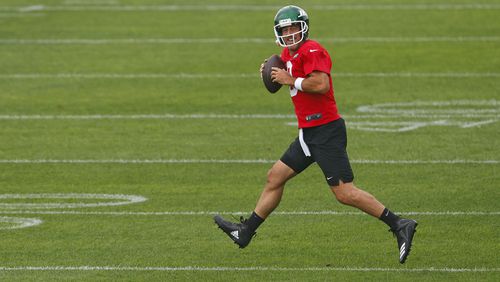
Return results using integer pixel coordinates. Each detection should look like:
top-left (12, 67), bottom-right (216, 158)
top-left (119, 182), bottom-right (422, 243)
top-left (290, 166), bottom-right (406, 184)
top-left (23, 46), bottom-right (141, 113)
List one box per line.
top-left (390, 219), bottom-right (418, 264)
top-left (214, 215), bottom-right (256, 248)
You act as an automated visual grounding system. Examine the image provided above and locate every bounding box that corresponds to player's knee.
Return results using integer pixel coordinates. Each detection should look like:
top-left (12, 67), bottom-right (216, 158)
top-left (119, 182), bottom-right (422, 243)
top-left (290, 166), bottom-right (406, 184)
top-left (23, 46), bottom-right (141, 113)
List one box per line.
top-left (334, 189), bottom-right (352, 205)
top-left (332, 183), bottom-right (359, 206)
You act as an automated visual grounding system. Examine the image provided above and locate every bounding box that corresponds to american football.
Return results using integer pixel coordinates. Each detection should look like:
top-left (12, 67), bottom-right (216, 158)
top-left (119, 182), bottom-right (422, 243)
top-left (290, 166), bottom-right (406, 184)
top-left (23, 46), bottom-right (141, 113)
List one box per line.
top-left (262, 54), bottom-right (286, 93)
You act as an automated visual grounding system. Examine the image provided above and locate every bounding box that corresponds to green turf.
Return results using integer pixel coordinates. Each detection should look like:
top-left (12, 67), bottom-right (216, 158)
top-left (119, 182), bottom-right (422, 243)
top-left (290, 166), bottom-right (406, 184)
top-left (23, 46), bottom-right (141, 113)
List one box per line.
top-left (0, 0), bottom-right (499, 281)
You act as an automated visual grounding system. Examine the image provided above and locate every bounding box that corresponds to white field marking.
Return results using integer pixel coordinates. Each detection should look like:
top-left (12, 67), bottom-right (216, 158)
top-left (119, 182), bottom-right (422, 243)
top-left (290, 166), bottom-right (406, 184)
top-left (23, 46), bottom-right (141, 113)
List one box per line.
top-left (287, 119), bottom-right (499, 131)
top-left (0, 100), bottom-right (496, 131)
top-left (460, 119), bottom-right (498, 128)
top-left (346, 100), bottom-right (499, 131)
top-left (336, 72), bottom-right (500, 78)
top-left (0, 38), bottom-right (272, 44)
top-left (0, 193), bottom-right (147, 209)
top-left (1, 36), bottom-right (500, 45)
top-left (0, 266), bottom-right (498, 273)
top-left (348, 121), bottom-right (436, 132)
top-left (345, 114), bottom-right (499, 119)
top-left (0, 210), bottom-right (498, 216)
top-left (0, 113), bottom-right (498, 120)
top-left (326, 36), bottom-right (500, 43)
top-left (0, 159), bottom-right (276, 164)
top-left (357, 100), bottom-right (499, 115)
top-left (3, 4), bottom-right (500, 12)
top-left (0, 113), bottom-right (295, 120)
top-left (0, 159), bottom-right (497, 165)
top-left (0, 216), bottom-right (43, 230)
top-left (346, 120), bottom-right (499, 132)
top-left (17, 5), bottom-right (45, 12)
top-left (0, 13), bottom-right (45, 17)
top-left (63, 0), bottom-right (120, 5)
top-left (0, 73), bottom-right (259, 79)
top-left (1, 73), bottom-right (499, 79)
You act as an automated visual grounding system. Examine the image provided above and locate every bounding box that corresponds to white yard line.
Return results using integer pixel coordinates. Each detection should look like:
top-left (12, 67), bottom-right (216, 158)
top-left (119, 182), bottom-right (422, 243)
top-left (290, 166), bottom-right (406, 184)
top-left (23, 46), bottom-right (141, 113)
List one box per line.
top-left (0, 210), bottom-right (497, 216)
top-left (0, 159), bottom-right (497, 164)
top-left (337, 72), bottom-right (500, 78)
top-left (0, 99), bottom-right (496, 131)
top-left (0, 13), bottom-right (45, 17)
top-left (0, 113), bottom-right (497, 120)
top-left (63, 0), bottom-right (120, 5)
top-left (0, 265), bottom-right (497, 272)
top-left (0, 113), bottom-right (295, 120)
top-left (2, 4), bottom-right (500, 12)
top-left (1, 73), bottom-right (499, 79)
top-left (1, 36), bottom-right (499, 45)
top-left (0, 73), bottom-right (259, 79)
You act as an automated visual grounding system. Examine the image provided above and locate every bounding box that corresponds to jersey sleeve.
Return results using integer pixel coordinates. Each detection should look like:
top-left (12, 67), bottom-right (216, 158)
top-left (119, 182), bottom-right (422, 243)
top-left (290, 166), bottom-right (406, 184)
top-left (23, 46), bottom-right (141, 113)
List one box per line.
top-left (302, 49), bottom-right (332, 76)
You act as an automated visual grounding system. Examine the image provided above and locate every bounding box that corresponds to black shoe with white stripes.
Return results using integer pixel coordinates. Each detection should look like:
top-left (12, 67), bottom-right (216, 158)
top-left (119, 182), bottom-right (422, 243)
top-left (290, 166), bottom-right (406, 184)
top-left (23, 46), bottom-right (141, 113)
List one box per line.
top-left (390, 219), bottom-right (418, 264)
top-left (214, 215), bottom-right (255, 249)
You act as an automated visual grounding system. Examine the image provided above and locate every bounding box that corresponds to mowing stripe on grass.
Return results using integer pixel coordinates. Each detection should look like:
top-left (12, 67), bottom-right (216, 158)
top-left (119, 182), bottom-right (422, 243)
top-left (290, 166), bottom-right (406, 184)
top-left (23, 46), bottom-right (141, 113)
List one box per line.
top-left (0, 265), bottom-right (498, 272)
top-left (0, 210), bottom-right (498, 216)
top-left (1, 73), bottom-right (499, 79)
top-left (1, 36), bottom-right (499, 45)
top-left (0, 159), bottom-right (497, 164)
top-left (3, 4), bottom-right (500, 12)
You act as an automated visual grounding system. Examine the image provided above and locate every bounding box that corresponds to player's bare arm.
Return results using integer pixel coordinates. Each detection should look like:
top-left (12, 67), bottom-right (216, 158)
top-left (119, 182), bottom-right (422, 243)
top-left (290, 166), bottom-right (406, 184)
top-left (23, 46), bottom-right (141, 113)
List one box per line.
top-left (271, 68), bottom-right (330, 94)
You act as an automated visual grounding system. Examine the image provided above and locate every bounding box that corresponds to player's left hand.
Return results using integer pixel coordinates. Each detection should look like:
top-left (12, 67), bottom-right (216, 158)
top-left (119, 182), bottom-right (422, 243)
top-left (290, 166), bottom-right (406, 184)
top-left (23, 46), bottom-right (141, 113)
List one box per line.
top-left (259, 59), bottom-right (268, 79)
top-left (271, 67), bottom-right (294, 86)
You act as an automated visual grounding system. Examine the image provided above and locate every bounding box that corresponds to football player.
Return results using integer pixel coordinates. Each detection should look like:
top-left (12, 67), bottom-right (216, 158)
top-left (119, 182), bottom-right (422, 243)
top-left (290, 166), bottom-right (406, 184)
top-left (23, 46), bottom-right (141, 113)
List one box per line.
top-left (214, 5), bottom-right (418, 264)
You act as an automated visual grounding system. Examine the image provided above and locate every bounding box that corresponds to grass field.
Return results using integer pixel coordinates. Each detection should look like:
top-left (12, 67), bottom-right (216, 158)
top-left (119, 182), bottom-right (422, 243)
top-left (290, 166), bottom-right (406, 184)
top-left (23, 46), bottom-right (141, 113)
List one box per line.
top-left (0, 0), bottom-right (499, 281)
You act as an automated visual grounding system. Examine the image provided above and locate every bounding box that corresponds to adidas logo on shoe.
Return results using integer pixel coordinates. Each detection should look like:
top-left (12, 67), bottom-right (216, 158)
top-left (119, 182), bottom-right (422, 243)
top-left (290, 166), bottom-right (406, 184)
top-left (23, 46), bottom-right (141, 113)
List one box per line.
top-left (230, 230), bottom-right (239, 239)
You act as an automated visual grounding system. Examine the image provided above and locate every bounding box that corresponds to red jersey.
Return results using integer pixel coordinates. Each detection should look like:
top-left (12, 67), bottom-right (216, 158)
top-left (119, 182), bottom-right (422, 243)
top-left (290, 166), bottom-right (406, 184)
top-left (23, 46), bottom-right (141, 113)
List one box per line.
top-left (280, 40), bottom-right (340, 128)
